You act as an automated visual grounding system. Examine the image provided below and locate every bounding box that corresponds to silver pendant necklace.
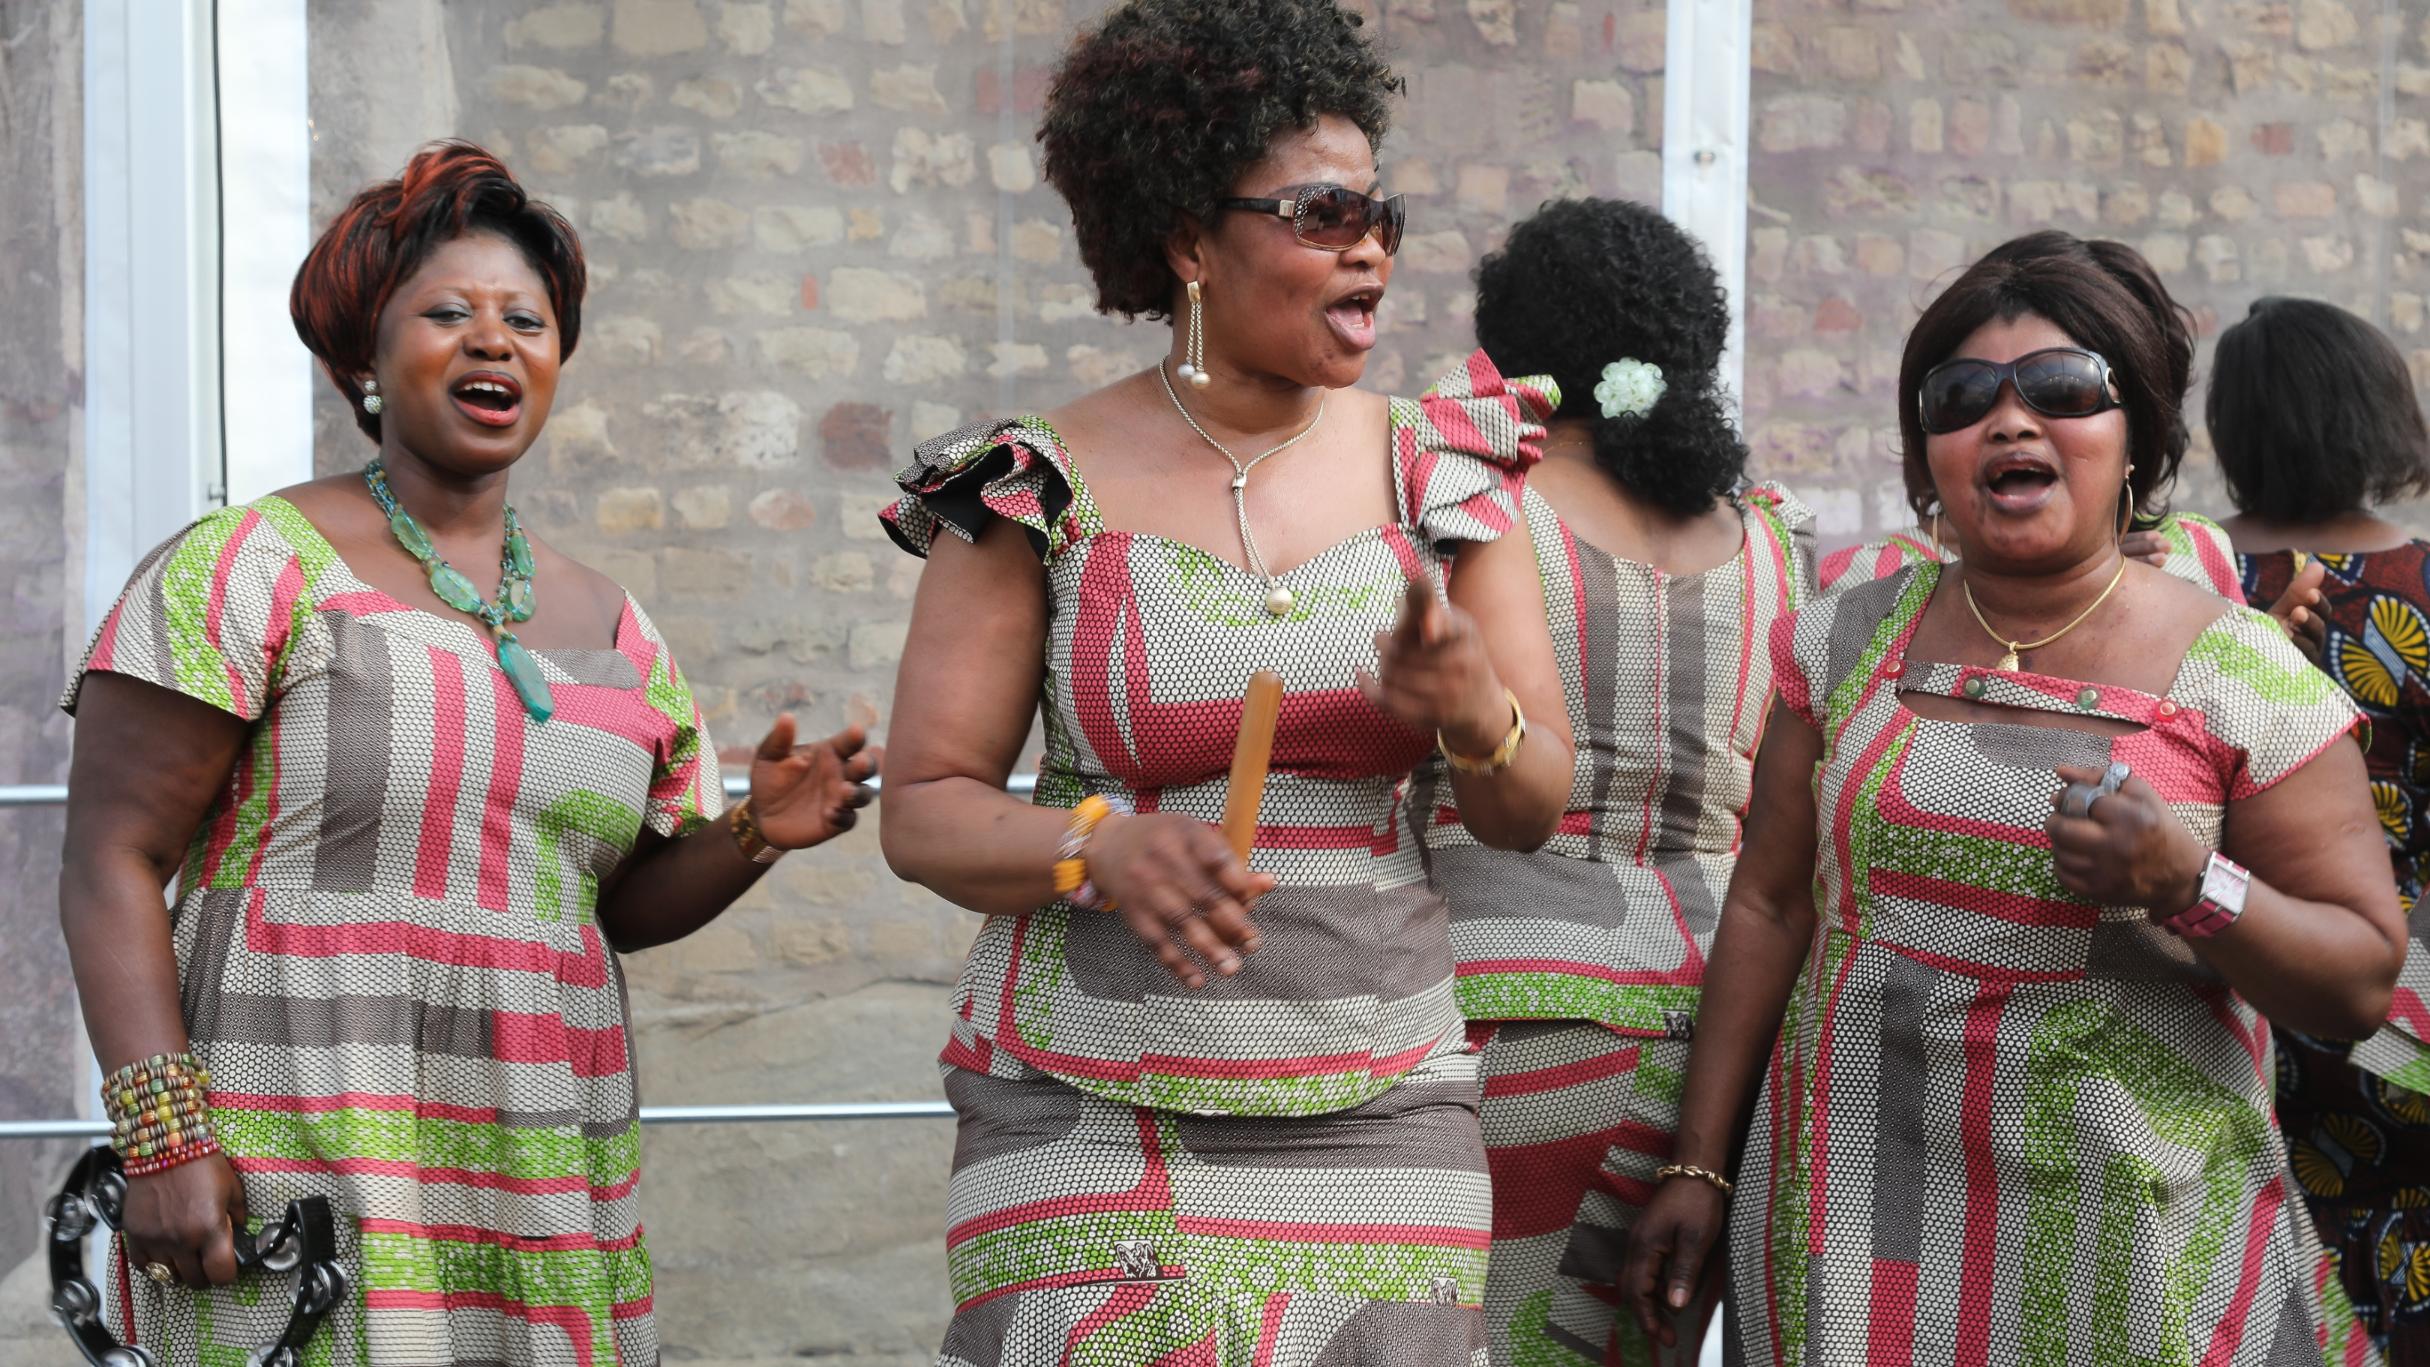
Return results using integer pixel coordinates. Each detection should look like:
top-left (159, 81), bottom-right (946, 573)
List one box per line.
top-left (1157, 359), bottom-right (1327, 618)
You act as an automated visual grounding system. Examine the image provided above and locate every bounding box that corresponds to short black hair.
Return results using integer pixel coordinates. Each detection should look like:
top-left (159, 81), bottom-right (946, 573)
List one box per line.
top-left (1474, 198), bottom-right (1743, 516)
top-left (2209, 297), bottom-right (2430, 521)
top-left (1038, 0), bottom-right (1402, 321)
top-left (1895, 230), bottom-right (2193, 521)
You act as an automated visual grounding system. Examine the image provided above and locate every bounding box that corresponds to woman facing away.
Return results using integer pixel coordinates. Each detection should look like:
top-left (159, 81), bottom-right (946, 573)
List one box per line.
top-left (1624, 230), bottom-right (2404, 1364)
top-left (56, 142), bottom-right (877, 1365)
top-left (1411, 197), bottom-right (1811, 1367)
top-left (2213, 295), bottom-right (2430, 1360)
top-left (875, 3), bottom-right (1573, 1363)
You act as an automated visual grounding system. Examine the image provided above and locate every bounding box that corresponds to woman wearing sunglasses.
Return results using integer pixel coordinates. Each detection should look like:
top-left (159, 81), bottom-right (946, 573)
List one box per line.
top-left (875, 3), bottom-right (1574, 1363)
top-left (1622, 230), bottom-right (2404, 1362)
top-left (1408, 197), bottom-right (1812, 1366)
top-left (1817, 348), bottom-right (2245, 597)
top-left (2211, 297), bottom-right (2430, 1361)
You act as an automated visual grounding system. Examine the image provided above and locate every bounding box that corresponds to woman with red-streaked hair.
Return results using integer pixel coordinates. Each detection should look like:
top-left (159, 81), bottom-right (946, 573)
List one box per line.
top-left (57, 140), bottom-right (877, 1365)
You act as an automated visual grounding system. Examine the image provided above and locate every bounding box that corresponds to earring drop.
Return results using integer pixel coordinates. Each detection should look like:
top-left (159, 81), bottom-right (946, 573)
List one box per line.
top-left (1175, 280), bottom-right (1212, 389)
top-left (361, 379), bottom-right (383, 416)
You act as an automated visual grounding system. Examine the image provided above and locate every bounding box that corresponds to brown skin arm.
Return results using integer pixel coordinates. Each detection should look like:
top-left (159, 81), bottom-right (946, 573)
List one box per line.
top-left (59, 673), bottom-right (253, 1286)
top-left (878, 520), bottom-right (1276, 988)
top-left (2047, 740), bottom-right (2403, 1039)
top-left (596, 717), bottom-right (880, 953)
top-left (1431, 530), bottom-right (1574, 848)
top-left (1622, 704), bottom-right (1823, 1346)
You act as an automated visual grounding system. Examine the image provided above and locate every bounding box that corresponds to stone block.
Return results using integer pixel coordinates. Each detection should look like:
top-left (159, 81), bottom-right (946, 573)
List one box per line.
top-left (674, 487), bottom-right (732, 530)
top-left (670, 198), bottom-right (751, 250)
top-left (597, 486), bottom-right (666, 534)
top-left (821, 403), bottom-right (895, 470)
top-left (672, 76), bottom-right (743, 119)
top-left (871, 64), bottom-right (949, 115)
top-left (760, 68), bottom-right (854, 114)
top-left (758, 327), bottom-right (862, 378)
top-left (492, 65), bottom-right (590, 111)
top-left (713, 130), bottom-right (807, 178)
top-left (829, 268), bottom-right (929, 322)
top-left (987, 143), bottom-right (1036, 193)
top-left (753, 205), bottom-right (846, 252)
top-left (718, 0), bottom-right (778, 52)
top-left (889, 129), bottom-right (977, 192)
top-left (848, 621), bottom-right (910, 670)
top-left (749, 489), bottom-right (821, 531)
top-left (618, 127), bottom-right (704, 178)
top-left (614, 0), bottom-right (710, 54)
top-left (882, 336), bottom-right (969, 385)
top-left (705, 275), bottom-right (798, 317)
top-left (506, 3), bottom-right (608, 48)
top-left (2275, 181), bottom-right (2338, 217)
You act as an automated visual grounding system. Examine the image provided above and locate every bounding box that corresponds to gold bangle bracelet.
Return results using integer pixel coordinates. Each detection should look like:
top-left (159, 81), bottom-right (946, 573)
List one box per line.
top-left (1654, 1162), bottom-right (1735, 1196)
top-left (1439, 688), bottom-right (1526, 775)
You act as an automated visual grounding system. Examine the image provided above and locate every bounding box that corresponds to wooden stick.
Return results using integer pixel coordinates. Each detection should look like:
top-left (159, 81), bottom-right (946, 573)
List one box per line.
top-left (1221, 670), bottom-right (1285, 865)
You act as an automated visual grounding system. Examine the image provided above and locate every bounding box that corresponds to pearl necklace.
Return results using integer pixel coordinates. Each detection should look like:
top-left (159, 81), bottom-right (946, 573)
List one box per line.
top-left (1156, 360), bottom-right (1327, 618)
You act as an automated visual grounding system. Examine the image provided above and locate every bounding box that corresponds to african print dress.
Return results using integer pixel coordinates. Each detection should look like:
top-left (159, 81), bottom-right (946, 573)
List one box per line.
top-left (1408, 484), bottom-right (1811, 1367)
top-left (880, 354), bottom-right (1555, 1366)
top-left (1818, 510), bottom-right (2242, 597)
top-left (2245, 543), bottom-right (2430, 1362)
top-left (63, 497), bottom-right (719, 1367)
top-left (1742, 562), bottom-right (2367, 1365)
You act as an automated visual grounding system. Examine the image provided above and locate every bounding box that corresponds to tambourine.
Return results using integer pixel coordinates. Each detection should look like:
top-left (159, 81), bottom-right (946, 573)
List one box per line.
top-left (45, 1146), bottom-right (348, 1367)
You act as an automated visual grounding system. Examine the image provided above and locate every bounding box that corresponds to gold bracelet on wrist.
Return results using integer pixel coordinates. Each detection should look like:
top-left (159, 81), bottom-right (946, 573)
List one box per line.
top-left (1654, 1162), bottom-right (1735, 1196)
top-left (1439, 687), bottom-right (1527, 775)
top-left (729, 796), bottom-right (783, 865)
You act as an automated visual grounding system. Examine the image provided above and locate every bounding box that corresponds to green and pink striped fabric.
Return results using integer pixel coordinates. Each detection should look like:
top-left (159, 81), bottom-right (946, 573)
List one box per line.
top-left (65, 497), bottom-right (717, 1366)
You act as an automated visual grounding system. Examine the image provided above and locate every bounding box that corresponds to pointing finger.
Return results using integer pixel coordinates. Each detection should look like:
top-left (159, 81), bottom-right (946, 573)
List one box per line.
top-left (757, 713), bottom-right (799, 761)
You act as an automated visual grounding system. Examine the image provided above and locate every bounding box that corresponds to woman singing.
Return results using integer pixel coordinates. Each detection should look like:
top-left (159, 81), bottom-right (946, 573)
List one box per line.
top-left (877, 3), bottom-right (1574, 1361)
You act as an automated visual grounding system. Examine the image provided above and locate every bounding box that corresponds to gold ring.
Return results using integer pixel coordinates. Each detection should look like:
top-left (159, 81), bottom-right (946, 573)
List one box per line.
top-left (143, 1261), bottom-right (176, 1286)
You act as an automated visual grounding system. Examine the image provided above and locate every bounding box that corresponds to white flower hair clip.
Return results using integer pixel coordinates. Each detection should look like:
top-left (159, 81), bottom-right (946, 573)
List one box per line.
top-left (1594, 358), bottom-right (1667, 420)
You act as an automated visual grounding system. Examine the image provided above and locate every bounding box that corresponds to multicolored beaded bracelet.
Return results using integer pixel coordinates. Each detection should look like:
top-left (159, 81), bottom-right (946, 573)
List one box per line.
top-left (102, 1052), bottom-right (219, 1176)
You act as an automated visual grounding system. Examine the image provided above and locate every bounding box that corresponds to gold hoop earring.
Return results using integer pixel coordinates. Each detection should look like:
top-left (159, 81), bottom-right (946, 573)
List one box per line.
top-left (1927, 510), bottom-right (1947, 558)
top-left (1174, 280), bottom-right (1211, 390)
top-left (2118, 463), bottom-right (2136, 540)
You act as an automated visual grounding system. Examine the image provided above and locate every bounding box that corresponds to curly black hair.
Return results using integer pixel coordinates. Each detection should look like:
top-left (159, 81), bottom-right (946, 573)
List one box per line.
top-left (2209, 296), bottom-right (2430, 522)
top-left (1038, 0), bottom-right (1403, 321)
top-left (1472, 198), bottom-right (1744, 516)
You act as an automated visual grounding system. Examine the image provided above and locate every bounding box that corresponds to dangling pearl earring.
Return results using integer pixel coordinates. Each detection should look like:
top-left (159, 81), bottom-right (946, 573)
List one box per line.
top-left (361, 378), bottom-right (383, 415)
top-left (1174, 280), bottom-right (1212, 390)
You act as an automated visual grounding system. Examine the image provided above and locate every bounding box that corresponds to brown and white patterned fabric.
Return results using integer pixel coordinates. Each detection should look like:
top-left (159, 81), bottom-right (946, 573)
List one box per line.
top-left (1736, 562), bottom-right (2371, 1364)
top-left (63, 497), bottom-right (717, 1367)
top-left (883, 353), bottom-right (1556, 1365)
top-left (1410, 484), bottom-right (1811, 1365)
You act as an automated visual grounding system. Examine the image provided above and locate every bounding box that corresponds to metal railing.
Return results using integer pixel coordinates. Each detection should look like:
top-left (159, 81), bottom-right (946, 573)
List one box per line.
top-left (0, 771), bottom-right (1046, 1140)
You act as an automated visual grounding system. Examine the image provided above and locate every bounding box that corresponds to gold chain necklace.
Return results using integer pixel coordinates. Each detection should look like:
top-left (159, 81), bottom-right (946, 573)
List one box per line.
top-left (1156, 360), bottom-right (1327, 618)
top-left (1960, 554), bottom-right (2129, 672)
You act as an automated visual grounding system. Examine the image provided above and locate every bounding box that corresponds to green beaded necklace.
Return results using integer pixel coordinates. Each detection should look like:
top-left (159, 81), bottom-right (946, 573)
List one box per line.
top-left (363, 459), bottom-right (552, 722)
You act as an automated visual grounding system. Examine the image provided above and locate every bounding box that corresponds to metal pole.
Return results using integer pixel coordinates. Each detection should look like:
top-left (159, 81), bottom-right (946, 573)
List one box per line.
top-left (0, 1100), bottom-right (956, 1143)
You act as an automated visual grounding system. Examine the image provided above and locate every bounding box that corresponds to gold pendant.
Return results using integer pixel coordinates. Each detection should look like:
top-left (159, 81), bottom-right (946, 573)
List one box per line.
top-left (1996, 649), bottom-right (2020, 672)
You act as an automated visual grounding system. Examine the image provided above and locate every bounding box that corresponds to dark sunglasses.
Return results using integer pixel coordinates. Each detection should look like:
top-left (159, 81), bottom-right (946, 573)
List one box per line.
top-left (1219, 184), bottom-right (1406, 255)
top-left (1917, 347), bottom-right (2123, 434)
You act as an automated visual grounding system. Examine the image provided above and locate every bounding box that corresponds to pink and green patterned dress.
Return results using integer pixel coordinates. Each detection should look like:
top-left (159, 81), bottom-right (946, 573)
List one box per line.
top-left (1743, 562), bottom-right (2369, 1364)
top-left (64, 496), bottom-right (719, 1367)
top-left (881, 354), bottom-right (1554, 1366)
top-left (1409, 483), bottom-right (1811, 1366)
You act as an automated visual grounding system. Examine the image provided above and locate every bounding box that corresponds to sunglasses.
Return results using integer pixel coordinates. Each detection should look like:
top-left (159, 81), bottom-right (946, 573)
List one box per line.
top-left (1219, 184), bottom-right (1407, 255)
top-left (1917, 347), bottom-right (2123, 435)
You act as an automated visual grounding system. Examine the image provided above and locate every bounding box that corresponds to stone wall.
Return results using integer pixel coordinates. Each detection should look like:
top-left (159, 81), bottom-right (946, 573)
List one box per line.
top-left (5, 0), bottom-right (2429, 1362)
top-left (1743, 0), bottom-right (2430, 537)
top-left (0, 0), bottom-right (85, 1306)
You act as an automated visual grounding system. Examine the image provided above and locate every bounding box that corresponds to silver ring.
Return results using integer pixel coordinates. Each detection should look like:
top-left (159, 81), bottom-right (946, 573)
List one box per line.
top-left (2097, 761), bottom-right (2131, 796)
top-left (2062, 783), bottom-right (2102, 819)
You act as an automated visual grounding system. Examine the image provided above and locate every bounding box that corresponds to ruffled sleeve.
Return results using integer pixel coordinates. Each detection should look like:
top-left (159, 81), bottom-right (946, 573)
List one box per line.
top-left (880, 417), bottom-right (1089, 564)
top-left (1395, 350), bottom-right (1558, 549)
top-left (623, 599), bottom-right (723, 839)
top-left (61, 503), bottom-right (321, 721)
top-left (2181, 605), bottom-right (2367, 798)
top-left (1742, 483), bottom-right (1818, 609)
top-left (1816, 530), bottom-right (1945, 595)
top-left (2151, 510), bottom-right (2243, 599)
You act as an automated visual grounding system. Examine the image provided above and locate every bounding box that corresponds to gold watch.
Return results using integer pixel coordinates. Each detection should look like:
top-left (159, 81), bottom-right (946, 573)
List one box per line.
top-left (728, 797), bottom-right (784, 865)
top-left (1439, 688), bottom-right (1527, 775)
